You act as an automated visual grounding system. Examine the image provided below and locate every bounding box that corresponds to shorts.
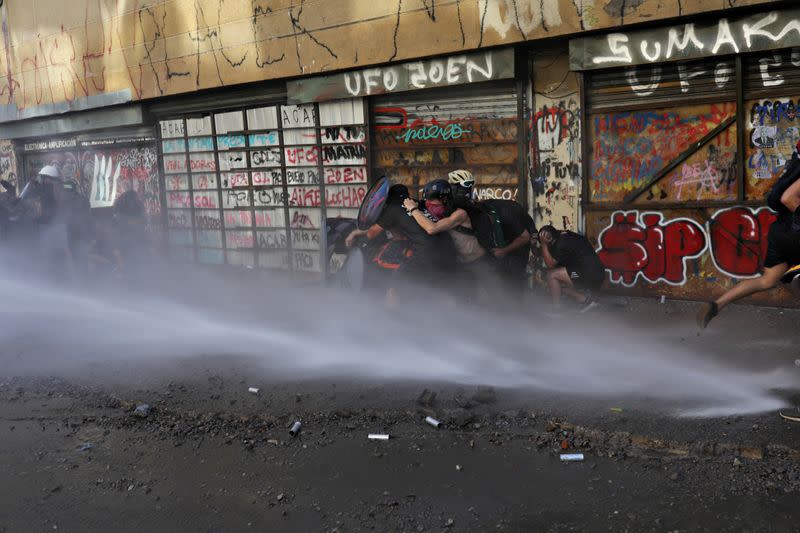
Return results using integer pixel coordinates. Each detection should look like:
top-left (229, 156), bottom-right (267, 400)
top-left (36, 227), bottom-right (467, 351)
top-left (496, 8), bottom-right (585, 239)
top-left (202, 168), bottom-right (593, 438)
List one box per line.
top-left (568, 267), bottom-right (604, 291)
top-left (765, 222), bottom-right (800, 269)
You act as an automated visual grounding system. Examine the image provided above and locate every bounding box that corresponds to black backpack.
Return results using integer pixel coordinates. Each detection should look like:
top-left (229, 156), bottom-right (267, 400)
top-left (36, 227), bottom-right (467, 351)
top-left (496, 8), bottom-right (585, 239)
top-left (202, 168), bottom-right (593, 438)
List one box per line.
top-left (463, 202), bottom-right (508, 250)
top-left (464, 200), bottom-right (536, 250)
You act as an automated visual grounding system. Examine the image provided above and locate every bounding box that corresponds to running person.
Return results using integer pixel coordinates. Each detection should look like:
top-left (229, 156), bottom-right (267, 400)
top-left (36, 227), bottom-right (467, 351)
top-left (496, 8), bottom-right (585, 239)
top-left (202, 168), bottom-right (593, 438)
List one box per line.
top-left (538, 225), bottom-right (604, 312)
top-left (697, 141), bottom-right (800, 328)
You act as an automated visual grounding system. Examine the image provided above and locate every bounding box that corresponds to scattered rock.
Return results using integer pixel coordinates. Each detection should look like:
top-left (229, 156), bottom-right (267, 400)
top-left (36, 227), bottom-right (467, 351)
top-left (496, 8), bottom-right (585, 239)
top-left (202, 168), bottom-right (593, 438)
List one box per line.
top-left (471, 387), bottom-right (496, 405)
top-left (133, 404), bottom-right (152, 418)
top-left (416, 389), bottom-right (436, 408)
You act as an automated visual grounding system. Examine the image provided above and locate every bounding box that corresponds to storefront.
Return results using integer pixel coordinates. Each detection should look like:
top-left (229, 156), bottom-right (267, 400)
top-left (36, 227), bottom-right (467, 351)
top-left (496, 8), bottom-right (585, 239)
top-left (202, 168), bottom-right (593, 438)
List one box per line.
top-left (289, 48), bottom-right (526, 205)
top-left (18, 128), bottom-right (162, 236)
top-left (153, 86), bottom-right (368, 277)
top-left (570, 7), bottom-right (800, 305)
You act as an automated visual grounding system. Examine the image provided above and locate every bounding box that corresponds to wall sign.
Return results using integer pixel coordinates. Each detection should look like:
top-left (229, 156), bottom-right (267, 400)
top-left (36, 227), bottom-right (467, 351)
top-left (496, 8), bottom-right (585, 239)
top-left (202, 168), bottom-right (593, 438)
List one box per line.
top-left (23, 139), bottom-right (77, 152)
top-left (570, 8), bottom-right (800, 71)
top-left (287, 49), bottom-right (514, 104)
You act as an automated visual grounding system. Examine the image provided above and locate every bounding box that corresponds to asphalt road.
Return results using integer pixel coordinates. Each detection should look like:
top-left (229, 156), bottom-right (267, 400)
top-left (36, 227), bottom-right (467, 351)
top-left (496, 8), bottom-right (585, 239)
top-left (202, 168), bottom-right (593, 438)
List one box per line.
top-left (0, 273), bottom-right (798, 532)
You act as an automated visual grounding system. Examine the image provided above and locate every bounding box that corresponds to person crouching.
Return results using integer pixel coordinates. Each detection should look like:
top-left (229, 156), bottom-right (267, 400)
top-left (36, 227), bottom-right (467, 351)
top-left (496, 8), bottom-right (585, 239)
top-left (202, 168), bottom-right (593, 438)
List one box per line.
top-left (538, 225), bottom-right (605, 313)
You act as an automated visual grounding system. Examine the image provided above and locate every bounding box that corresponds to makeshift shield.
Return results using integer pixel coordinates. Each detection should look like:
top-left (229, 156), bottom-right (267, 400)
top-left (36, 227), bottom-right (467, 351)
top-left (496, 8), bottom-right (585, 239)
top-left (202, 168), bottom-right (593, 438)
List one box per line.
top-left (357, 176), bottom-right (390, 230)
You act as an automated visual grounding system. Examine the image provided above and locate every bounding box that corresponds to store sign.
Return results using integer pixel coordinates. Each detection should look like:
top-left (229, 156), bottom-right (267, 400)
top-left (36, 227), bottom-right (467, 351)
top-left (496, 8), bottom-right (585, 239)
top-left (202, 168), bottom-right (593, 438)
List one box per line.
top-left (79, 137), bottom-right (154, 147)
top-left (287, 49), bottom-right (514, 103)
top-left (23, 139), bottom-right (77, 152)
top-left (570, 8), bottom-right (800, 70)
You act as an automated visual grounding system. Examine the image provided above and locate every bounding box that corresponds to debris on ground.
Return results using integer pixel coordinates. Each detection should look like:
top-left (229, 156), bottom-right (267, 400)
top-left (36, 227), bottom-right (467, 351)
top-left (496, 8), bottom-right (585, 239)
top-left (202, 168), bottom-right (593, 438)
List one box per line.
top-left (247, 387), bottom-right (259, 395)
top-left (471, 386), bottom-right (496, 405)
top-left (416, 389), bottom-right (436, 408)
top-left (560, 453), bottom-right (584, 462)
top-left (424, 416), bottom-right (440, 428)
top-left (289, 421), bottom-right (302, 436)
top-left (133, 404), bottom-right (152, 418)
top-left (77, 443), bottom-right (93, 453)
top-left (368, 434), bottom-right (390, 440)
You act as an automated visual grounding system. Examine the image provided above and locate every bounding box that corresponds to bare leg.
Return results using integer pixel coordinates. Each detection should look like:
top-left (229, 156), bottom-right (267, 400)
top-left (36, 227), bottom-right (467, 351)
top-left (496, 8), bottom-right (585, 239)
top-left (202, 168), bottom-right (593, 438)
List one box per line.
top-left (715, 263), bottom-right (787, 310)
top-left (697, 263), bottom-right (787, 328)
top-left (385, 287), bottom-right (398, 308)
top-left (546, 268), bottom-right (564, 308)
top-left (547, 267), bottom-right (583, 308)
top-left (563, 285), bottom-right (588, 304)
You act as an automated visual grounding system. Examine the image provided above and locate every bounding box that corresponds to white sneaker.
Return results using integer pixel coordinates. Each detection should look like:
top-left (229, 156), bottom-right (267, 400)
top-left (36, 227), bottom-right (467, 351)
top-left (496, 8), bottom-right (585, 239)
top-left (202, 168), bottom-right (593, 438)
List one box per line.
top-left (579, 298), bottom-right (600, 314)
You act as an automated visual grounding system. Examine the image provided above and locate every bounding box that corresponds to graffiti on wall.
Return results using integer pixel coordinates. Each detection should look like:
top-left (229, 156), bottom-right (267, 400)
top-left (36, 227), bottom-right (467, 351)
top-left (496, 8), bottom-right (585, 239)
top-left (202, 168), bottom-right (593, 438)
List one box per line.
top-left (746, 97), bottom-right (800, 199)
top-left (571, 9), bottom-right (800, 70)
top-left (708, 207), bottom-right (777, 279)
top-left (590, 103), bottom-right (736, 202)
top-left (595, 207), bottom-right (780, 288)
top-left (372, 102), bottom-right (519, 198)
top-left (80, 147), bottom-right (161, 220)
top-left (530, 51), bottom-right (581, 231)
top-left (0, 0), bottom-right (778, 121)
top-left (596, 211), bottom-right (708, 287)
top-left (0, 141), bottom-right (17, 190)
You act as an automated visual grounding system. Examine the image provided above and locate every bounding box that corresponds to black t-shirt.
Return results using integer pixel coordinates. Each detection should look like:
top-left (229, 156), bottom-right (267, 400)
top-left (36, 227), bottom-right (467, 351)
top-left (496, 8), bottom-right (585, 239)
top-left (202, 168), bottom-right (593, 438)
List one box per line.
top-left (377, 204), bottom-right (454, 267)
top-left (551, 231), bottom-right (604, 274)
top-left (767, 153), bottom-right (800, 223)
top-left (482, 200), bottom-right (532, 258)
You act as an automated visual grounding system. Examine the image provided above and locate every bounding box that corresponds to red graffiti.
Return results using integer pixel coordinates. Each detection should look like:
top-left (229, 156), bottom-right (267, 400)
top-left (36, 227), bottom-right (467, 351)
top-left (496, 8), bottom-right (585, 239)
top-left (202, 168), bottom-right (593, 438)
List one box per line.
top-left (709, 207), bottom-right (777, 278)
top-left (597, 211), bottom-right (707, 287)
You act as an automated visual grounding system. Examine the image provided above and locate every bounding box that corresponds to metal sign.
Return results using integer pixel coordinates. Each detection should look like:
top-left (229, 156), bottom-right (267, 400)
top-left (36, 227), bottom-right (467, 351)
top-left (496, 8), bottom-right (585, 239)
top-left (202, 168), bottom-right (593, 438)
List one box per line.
top-left (287, 49), bottom-right (514, 104)
top-left (570, 8), bottom-right (800, 71)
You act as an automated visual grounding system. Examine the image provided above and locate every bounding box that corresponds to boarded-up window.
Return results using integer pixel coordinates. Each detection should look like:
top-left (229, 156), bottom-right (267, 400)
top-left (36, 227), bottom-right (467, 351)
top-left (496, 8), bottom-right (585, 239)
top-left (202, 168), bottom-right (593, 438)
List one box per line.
top-left (372, 84), bottom-right (520, 202)
top-left (158, 99), bottom-right (366, 275)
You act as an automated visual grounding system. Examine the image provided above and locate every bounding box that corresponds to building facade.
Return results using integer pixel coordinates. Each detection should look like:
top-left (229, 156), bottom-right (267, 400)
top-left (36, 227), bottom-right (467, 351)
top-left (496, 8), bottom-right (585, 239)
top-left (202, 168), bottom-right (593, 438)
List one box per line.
top-left (1, 0), bottom-right (797, 304)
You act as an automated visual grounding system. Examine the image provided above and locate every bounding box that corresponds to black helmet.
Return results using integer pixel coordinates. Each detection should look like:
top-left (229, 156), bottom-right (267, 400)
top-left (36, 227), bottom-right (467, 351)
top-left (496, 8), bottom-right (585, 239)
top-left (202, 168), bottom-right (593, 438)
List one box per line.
top-left (422, 179), bottom-right (452, 202)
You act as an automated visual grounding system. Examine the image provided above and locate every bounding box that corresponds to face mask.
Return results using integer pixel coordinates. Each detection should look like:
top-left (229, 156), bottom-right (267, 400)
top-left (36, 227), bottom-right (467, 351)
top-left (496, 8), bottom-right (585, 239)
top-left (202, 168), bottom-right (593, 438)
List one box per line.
top-left (426, 203), bottom-right (447, 220)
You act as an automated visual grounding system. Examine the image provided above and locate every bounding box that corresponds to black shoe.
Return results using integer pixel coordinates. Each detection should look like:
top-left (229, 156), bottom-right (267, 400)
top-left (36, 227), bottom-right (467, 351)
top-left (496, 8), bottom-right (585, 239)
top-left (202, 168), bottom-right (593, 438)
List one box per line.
top-left (696, 301), bottom-right (718, 329)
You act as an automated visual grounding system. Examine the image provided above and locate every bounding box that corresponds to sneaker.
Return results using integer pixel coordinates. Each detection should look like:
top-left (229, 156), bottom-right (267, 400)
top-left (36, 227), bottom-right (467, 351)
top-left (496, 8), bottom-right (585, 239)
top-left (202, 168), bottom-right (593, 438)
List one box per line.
top-left (780, 263), bottom-right (800, 285)
top-left (578, 297), bottom-right (600, 314)
top-left (696, 301), bottom-right (719, 329)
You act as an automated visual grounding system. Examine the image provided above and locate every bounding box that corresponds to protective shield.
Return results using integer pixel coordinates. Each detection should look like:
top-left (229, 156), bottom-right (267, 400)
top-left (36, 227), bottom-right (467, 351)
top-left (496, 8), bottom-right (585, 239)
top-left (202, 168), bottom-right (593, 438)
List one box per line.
top-left (357, 176), bottom-right (390, 230)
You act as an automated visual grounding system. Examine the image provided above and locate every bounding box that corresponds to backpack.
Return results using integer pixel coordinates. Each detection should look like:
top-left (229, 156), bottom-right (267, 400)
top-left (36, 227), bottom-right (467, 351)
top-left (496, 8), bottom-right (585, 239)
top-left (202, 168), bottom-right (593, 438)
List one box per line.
top-left (463, 201), bottom-right (516, 250)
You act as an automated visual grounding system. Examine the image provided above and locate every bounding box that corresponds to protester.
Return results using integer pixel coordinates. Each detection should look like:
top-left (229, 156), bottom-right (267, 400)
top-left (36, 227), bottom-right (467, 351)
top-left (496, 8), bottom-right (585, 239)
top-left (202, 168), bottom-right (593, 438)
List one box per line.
top-left (402, 178), bottom-right (502, 304)
top-left (346, 184), bottom-right (455, 306)
top-left (538, 225), bottom-right (604, 312)
top-left (21, 165), bottom-right (77, 279)
top-left (697, 141), bottom-right (800, 328)
top-left (448, 169), bottom-right (534, 299)
top-left (109, 190), bottom-right (150, 277)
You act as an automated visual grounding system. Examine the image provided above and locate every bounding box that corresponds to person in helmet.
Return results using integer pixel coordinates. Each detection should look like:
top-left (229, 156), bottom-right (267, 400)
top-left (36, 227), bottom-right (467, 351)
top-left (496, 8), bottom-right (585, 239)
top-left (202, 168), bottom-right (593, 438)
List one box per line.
top-left (447, 169), bottom-right (477, 207)
top-left (446, 169), bottom-right (534, 302)
top-left (349, 182), bottom-right (456, 306)
top-left (403, 178), bottom-right (501, 304)
top-left (22, 165), bottom-right (79, 279)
